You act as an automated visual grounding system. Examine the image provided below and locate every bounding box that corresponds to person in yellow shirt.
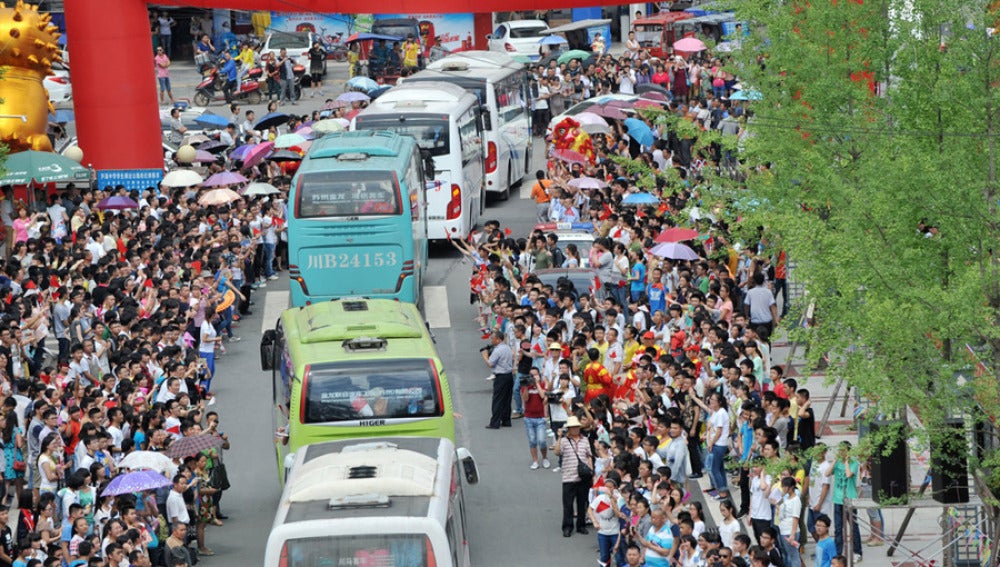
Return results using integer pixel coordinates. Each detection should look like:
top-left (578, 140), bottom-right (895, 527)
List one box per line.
top-left (402, 35), bottom-right (421, 69)
top-left (236, 42), bottom-right (256, 87)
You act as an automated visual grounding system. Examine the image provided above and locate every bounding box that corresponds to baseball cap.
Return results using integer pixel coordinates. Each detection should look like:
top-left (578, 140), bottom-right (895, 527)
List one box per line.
top-left (642, 331), bottom-right (655, 340)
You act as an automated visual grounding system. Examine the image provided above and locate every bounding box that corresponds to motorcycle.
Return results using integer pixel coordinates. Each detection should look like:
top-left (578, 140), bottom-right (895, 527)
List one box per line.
top-left (193, 64), bottom-right (264, 106)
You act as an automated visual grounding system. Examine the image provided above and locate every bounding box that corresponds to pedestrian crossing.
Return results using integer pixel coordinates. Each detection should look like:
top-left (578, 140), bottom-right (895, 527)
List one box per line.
top-left (260, 287), bottom-right (452, 331)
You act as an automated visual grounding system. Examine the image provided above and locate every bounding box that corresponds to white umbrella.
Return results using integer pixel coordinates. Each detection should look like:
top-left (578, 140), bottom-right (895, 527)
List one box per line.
top-left (312, 119), bottom-right (346, 134)
top-left (199, 188), bottom-right (243, 206)
top-left (244, 182), bottom-right (281, 196)
top-left (161, 169), bottom-right (203, 188)
top-left (119, 450), bottom-right (179, 477)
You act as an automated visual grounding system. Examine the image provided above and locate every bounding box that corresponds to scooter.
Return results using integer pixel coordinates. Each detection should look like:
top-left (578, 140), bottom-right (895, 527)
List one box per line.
top-left (193, 65), bottom-right (264, 106)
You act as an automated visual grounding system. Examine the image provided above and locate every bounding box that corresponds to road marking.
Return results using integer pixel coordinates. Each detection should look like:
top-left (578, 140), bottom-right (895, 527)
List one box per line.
top-left (423, 286), bottom-right (451, 328)
top-left (261, 290), bottom-right (290, 334)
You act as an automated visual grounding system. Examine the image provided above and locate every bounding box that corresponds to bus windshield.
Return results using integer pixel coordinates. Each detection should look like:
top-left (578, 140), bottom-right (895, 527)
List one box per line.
top-left (355, 116), bottom-right (451, 157)
top-left (295, 171), bottom-right (400, 219)
top-left (282, 534), bottom-right (434, 566)
top-left (303, 359), bottom-right (442, 423)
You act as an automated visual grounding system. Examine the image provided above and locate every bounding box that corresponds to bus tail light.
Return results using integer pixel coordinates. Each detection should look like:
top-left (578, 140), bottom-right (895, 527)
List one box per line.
top-left (289, 265), bottom-right (310, 296)
top-left (446, 185), bottom-right (462, 220)
top-left (395, 260), bottom-right (415, 292)
top-left (299, 365), bottom-right (311, 424)
top-left (485, 141), bottom-right (497, 174)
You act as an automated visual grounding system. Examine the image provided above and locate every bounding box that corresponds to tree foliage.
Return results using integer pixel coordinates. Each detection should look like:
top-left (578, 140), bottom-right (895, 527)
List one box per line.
top-left (727, 0), bottom-right (1000, 505)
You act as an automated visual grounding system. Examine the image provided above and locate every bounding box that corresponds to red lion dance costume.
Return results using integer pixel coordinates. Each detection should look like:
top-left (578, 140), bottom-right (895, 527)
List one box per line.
top-left (551, 117), bottom-right (597, 165)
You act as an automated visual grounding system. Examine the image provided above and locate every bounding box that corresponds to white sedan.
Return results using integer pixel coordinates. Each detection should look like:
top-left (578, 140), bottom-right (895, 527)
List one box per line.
top-left (487, 20), bottom-right (549, 61)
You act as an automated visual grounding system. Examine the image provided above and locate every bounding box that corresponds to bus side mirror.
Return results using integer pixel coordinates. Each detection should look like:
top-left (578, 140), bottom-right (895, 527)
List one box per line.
top-left (260, 329), bottom-right (276, 371)
top-left (456, 447), bottom-right (479, 485)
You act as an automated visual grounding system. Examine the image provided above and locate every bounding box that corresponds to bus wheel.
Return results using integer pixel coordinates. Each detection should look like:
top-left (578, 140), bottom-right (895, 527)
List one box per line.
top-left (500, 167), bottom-right (511, 201)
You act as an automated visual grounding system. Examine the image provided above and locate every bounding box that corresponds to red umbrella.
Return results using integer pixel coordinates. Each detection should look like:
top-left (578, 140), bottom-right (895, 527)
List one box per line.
top-left (552, 149), bottom-right (589, 166)
top-left (640, 91), bottom-right (668, 102)
top-left (241, 142), bottom-right (274, 170)
top-left (634, 99), bottom-right (663, 110)
top-left (165, 433), bottom-right (225, 459)
top-left (590, 105), bottom-right (627, 121)
top-left (655, 227), bottom-right (700, 243)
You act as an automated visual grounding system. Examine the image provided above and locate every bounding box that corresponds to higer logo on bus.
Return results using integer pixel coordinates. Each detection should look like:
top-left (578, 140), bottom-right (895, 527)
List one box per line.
top-left (446, 184), bottom-right (462, 220)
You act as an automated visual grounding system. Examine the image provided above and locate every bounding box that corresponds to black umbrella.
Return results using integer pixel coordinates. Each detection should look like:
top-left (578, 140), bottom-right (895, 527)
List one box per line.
top-left (255, 112), bottom-right (290, 131)
top-left (198, 140), bottom-right (229, 154)
top-left (636, 83), bottom-right (670, 97)
top-left (267, 150), bottom-right (303, 162)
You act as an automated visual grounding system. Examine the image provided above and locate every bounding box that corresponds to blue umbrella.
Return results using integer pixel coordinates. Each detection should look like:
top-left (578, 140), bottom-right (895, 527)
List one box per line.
top-left (369, 85), bottom-right (392, 100)
top-left (101, 470), bottom-right (172, 496)
top-left (194, 112), bottom-right (230, 128)
top-left (229, 144), bottom-right (254, 161)
top-left (621, 192), bottom-right (660, 206)
top-left (255, 112), bottom-right (290, 131)
top-left (624, 117), bottom-right (655, 147)
top-left (539, 35), bottom-right (568, 45)
top-left (346, 76), bottom-right (379, 93)
top-left (730, 89), bottom-right (763, 101)
top-left (49, 109), bottom-right (75, 123)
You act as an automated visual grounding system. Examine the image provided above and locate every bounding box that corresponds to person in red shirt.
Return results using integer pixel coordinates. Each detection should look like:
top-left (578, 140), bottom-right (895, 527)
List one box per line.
top-left (63, 406), bottom-right (83, 456)
top-left (583, 348), bottom-right (612, 403)
top-left (520, 367), bottom-right (551, 470)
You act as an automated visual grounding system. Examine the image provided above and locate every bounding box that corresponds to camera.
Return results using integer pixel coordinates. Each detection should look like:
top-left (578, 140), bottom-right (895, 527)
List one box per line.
top-left (546, 391), bottom-right (564, 404)
top-left (479, 345), bottom-right (494, 354)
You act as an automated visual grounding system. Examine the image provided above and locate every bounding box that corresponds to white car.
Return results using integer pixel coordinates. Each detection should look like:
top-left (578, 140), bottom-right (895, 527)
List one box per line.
top-left (487, 20), bottom-right (549, 61)
top-left (45, 60), bottom-right (72, 108)
top-left (263, 31), bottom-right (325, 76)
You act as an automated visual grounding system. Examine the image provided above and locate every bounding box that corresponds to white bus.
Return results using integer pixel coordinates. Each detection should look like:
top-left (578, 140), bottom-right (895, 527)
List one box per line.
top-left (264, 437), bottom-right (480, 567)
top-left (405, 51), bottom-right (532, 201)
top-left (354, 82), bottom-right (485, 241)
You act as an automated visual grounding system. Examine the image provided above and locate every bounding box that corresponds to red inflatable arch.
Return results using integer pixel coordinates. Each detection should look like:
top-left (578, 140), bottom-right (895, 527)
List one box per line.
top-left (63, 0), bottom-right (609, 171)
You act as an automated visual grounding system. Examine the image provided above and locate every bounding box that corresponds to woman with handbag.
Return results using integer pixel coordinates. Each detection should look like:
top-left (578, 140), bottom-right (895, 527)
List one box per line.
top-left (553, 415), bottom-right (593, 538)
top-left (0, 411), bottom-right (25, 506)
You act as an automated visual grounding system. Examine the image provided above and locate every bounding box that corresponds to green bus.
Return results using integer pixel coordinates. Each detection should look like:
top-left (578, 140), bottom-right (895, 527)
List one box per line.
top-left (260, 298), bottom-right (454, 478)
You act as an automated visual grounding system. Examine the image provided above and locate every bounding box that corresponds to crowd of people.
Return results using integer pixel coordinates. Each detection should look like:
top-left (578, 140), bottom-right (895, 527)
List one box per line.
top-left (0, 172), bottom-right (295, 566)
top-left (470, 40), bottom-right (882, 567)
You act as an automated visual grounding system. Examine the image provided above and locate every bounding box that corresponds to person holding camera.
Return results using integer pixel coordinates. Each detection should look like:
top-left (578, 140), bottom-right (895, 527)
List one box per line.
top-left (554, 414), bottom-right (592, 537)
top-left (482, 330), bottom-right (514, 429)
top-left (520, 367), bottom-right (550, 469)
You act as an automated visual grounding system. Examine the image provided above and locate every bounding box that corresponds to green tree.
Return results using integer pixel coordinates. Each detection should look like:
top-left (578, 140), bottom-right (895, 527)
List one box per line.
top-left (726, 0), bottom-right (1000, 550)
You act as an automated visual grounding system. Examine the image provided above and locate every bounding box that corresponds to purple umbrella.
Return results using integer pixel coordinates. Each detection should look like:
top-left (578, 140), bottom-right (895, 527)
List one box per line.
top-left (336, 91), bottom-right (370, 103)
top-left (590, 105), bottom-right (627, 121)
top-left (101, 470), bottom-right (172, 496)
top-left (648, 242), bottom-right (701, 261)
top-left (229, 144), bottom-right (254, 161)
top-left (242, 142), bottom-right (275, 170)
top-left (191, 150), bottom-right (217, 163)
top-left (202, 171), bottom-right (249, 188)
top-left (95, 196), bottom-right (139, 211)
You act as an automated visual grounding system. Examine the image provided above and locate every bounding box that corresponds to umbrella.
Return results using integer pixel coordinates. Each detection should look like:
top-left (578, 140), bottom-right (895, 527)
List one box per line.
top-left (198, 188), bottom-right (243, 206)
top-left (345, 32), bottom-right (403, 44)
top-left (312, 119), bottom-right (345, 134)
top-left (202, 171), bottom-right (248, 188)
top-left (0, 150), bottom-right (90, 185)
top-left (337, 91), bottom-right (370, 103)
top-left (295, 126), bottom-right (315, 139)
top-left (369, 85), bottom-right (392, 100)
top-left (242, 142), bottom-right (275, 170)
top-left (639, 91), bottom-right (668, 102)
top-left (182, 134), bottom-right (210, 146)
top-left (621, 192), bottom-right (660, 206)
top-left (118, 451), bottom-right (178, 476)
top-left (255, 112), bottom-right (290, 131)
top-left (649, 242), bottom-right (701, 261)
top-left (191, 150), bottom-right (217, 163)
top-left (101, 470), bottom-right (172, 496)
top-left (334, 118), bottom-right (351, 128)
top-left (274, 133), bottom-right (307, 149)
top-left (321, 100), bottom-right (348, 111)
top-left (194, 112), bottom-right (230, 128)
top-left (539, 35), bottom-right (568, 46)
top-left (244, 182), bottom-right (280, 196)
top-left (624, 117), bottom-right (655, 147)
top-left (229, 144), bottom-right (254, 161)
top-left (634, 99), bottom-right (663, 110)
top-left (636, 84), bottom-right (670, 97)
top-left (347, 76), bottom-right (379, 92)
top-left (567, 177), bottom-right (606, 190)
top-left (655, 227), bottom-right (700, 243)
top-left (267, 149), bottom-right (303, 162)
top-left (590, 105), bottom-right (627, 121)
top-left (674, 37), bottom-right (708, 52)
top-left (160, 169), bottom-right (203, 188)
top-left (581, 122), bottom-right (611, 135)
top-left (551, 148), bottom-right (589, 165)
top-left (557, 49), bottom-right (591, 65)
top-left (198, 140), bottom-right (229, 154)
top-left (165, 433), bottom-right (226, 459)
top-left (730, 89), bottom-right (763, 101)
top-left (49, 109), bottom-right (75, 123)
top-left (95, 196), bottom-right (139, 210)
top-left (574, 112), bottom-right (608, 126)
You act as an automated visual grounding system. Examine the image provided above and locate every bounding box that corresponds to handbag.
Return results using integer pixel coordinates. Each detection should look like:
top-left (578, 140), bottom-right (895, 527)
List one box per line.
top-left (210, 463), bottom-right (231, 491)
top-left (12, 455), bottom-right (25, 472)
top-left (571, 440), bottom-right (593, 481)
